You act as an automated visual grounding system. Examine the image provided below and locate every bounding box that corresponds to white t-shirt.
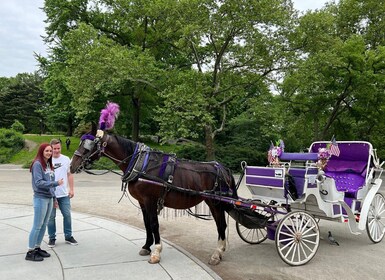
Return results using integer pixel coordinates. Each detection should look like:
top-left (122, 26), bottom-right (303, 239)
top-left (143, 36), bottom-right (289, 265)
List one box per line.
top-left (52, 154), bottom-right (71, 198)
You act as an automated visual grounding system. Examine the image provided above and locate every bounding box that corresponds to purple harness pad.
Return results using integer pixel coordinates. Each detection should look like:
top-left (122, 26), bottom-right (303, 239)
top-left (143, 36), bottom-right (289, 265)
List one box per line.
top-left (158, 155), bottom-right (169, 178)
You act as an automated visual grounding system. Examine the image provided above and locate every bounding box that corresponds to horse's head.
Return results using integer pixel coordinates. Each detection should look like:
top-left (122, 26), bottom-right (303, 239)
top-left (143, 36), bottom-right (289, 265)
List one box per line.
top-left (70, 124), bottom-right (105, 173)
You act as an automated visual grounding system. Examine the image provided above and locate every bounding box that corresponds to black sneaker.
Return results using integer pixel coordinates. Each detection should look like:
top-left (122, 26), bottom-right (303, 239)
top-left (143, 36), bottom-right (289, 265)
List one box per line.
top-left (25, 249), bottom-right (44, 262)
top-left (48, 239), bottom-right (56, 248)
top-left (65, 236), bottom-right (78, 245)
top-left (35, 247), bottom-right (50, 258)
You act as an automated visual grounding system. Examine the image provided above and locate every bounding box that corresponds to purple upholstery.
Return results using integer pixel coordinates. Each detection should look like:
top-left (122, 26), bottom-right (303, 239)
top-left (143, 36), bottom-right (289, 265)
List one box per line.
top-left (325, 172), bottom-right (365, 195)
top-left (310, 142), bottom-right (370, 198)
top-left (287, 168), bottom-right (318, 197)
top-left (325, 160), bottom-right (367, 175)
top-left (279, 152), bottom-right (318, 161)
top-left (310, 142), bottom-right (370, 161)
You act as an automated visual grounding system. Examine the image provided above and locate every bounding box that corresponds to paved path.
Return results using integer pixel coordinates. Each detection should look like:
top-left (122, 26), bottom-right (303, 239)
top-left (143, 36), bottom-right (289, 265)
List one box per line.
top-left (0, 165), bottom-right (219, 280)
top-left (0, 203), bottom-right (220, 280)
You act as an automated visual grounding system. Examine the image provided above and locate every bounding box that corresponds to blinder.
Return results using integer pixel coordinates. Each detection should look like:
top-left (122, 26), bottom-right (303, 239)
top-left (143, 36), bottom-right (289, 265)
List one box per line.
top-left (83, 139), bottom-right (96, 151)
top-left (73, 134), bottom-right (103, 172)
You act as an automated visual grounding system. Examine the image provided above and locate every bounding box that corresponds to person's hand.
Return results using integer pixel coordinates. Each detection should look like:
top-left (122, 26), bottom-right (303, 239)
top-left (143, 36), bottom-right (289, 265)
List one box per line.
top-left (69, 190), bottom-right (74, 199)
top-left (54, 199), bottom-right (58, 208)
top-left (58, 178), bottom-right (64, 185)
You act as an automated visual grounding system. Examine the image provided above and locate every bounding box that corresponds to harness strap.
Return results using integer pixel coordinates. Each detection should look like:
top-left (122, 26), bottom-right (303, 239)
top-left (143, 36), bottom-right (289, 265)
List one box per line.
top-left (122, 143), bottom-right (150, 182)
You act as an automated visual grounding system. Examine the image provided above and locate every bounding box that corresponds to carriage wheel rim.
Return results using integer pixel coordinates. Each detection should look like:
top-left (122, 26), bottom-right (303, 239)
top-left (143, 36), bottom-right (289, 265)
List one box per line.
top-left (275, 211), bottom-right (320, 266)
top-left (236, 222), bottom-right (268, 244)
top-left (367, 193), bottom-right (385, 243)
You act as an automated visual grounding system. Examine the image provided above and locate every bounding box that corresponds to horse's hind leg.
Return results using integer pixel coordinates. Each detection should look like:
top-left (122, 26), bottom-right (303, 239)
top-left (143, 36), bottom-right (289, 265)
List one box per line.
top-left (139, 203), bottom-right (153, 256)
top-left (206, 202), bottom-right (227, 265)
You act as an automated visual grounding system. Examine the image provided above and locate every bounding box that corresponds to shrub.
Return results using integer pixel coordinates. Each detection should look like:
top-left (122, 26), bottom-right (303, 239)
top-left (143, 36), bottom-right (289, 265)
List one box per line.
top-left (11, 120), bottom-right (25, 133)
top-left (0, 129), bottom-right (24, 163)
top-left (176, 143), bottom-right (206, 162)
top-left (216, 145), bottom-right (267, 172)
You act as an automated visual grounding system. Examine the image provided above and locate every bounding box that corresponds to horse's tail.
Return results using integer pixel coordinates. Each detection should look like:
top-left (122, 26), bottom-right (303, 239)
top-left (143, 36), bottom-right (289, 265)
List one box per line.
top-left (229, 171), bottom-right (238, 199)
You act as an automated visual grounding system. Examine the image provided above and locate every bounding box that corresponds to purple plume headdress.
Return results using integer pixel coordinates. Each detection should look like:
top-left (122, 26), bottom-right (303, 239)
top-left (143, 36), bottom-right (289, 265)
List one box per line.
top-left (99, 102), bottom-right (120, 130)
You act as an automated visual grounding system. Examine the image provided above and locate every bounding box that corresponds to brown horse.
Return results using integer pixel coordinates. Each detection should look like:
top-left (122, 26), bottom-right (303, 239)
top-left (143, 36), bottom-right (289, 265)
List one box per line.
top-left (70, 125), bottom-right (238, 265)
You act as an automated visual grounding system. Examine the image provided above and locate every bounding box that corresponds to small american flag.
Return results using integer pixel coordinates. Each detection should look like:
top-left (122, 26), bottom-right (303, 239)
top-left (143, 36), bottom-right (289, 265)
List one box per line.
top-left (330, 137), bottom-right (340, 157)
top-left (267, 150), bottom-right (274, 164)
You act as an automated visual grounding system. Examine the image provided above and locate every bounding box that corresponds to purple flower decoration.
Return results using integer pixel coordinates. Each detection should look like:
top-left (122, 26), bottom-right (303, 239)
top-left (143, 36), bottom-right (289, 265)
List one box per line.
top-left (99, 102), bottom-right (120, 130)
top-left (271, 146), bottom-right (283, 158)
top-left (318, 147), bottom-right (331, 160)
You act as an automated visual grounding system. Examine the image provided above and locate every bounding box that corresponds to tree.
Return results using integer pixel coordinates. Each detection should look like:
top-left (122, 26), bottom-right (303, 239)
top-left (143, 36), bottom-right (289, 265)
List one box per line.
top-left (279, 0), bottom-right (385, 154)
top-left (156, 0), bottom-right (297, 159)
top-left (0, 73), bottom-right (44, 133)
top-left (43, 0), bottom-right (179, 140)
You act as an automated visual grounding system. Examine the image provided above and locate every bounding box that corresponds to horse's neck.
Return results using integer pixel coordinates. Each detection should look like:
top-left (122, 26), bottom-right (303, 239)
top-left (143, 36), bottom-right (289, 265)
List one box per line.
top-left (105, 135), bottom-right (137, 171)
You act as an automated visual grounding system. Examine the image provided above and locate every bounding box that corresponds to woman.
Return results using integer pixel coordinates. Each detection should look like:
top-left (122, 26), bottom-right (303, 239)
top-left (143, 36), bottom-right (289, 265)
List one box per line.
top-left (26, 143), bottom-right (63, 261)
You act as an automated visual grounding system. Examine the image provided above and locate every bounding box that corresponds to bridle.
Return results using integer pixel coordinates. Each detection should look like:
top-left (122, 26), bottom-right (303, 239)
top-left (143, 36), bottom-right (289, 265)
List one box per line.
top-left (73, 136), bottom-right (103, 173)
top-left (72, 130), bottom-right (135, 175)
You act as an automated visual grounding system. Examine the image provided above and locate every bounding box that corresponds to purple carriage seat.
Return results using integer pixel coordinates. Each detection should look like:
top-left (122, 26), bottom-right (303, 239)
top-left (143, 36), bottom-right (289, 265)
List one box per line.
top-left (310, 142), bottom-right (371, 198)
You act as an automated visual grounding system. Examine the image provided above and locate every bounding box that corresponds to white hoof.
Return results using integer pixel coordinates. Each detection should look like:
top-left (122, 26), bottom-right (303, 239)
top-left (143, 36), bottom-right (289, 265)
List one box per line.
top-left (148, 243), bottom-right (162, 264)
top-left (208, 248), bottom-right (222, 265)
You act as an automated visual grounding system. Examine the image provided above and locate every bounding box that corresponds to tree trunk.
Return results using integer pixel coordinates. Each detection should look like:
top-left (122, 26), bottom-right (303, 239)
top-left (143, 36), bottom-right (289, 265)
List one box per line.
top-left (66, 115), bottom-right (73, 136)
top-left (132, 96), bottom-right (140, 142)
top-left (204, 125), bottom-right (215, 161)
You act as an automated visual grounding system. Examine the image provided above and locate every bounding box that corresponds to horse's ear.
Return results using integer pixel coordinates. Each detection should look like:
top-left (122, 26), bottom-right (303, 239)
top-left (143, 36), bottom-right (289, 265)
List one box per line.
top-left (91, 122), bottom-right (97, 136)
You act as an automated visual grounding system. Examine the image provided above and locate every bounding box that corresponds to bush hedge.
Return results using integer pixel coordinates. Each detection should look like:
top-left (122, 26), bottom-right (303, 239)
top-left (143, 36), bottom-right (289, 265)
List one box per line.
top-left (0, 129), bottom-right (24, 163)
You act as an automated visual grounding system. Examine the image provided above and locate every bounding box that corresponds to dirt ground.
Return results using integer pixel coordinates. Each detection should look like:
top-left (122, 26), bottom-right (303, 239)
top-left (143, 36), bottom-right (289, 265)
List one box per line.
top-left (1, 165), bottom-right (385, 280)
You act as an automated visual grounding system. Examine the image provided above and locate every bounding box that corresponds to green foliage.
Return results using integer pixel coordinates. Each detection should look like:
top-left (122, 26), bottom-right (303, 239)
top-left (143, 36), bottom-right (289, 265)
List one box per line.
top-left (11, 120), bottom-right (25, 133)
top-left (0, 129), bottom-right (24, 163)
top-left (175, 143), bottom-right (206, 162)
top-left (216, 145), bottom-right (265, 172)
top-left (9, 135), bottom-right (80, 166)
top-left (0, 73), bottom-right (44, 133)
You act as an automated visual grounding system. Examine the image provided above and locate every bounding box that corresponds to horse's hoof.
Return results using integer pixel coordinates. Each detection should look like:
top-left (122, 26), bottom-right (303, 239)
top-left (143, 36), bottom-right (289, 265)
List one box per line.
top-left (208, 258), bottom-right (220, 265)
top-left (139, 248), bottom-right (151, 256)
top-left (148, 255), bottom-right (160, 264)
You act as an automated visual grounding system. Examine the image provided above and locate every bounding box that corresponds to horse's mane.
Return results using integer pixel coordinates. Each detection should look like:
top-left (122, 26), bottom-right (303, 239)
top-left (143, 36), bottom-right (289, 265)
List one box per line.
top-left (112, 133), bottom-right (231, 174)
top-left (114, 134), bottom-right (136, 156)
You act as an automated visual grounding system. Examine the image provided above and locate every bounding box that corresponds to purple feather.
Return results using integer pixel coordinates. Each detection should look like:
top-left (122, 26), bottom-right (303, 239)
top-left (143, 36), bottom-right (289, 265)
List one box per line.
top-left (99, 102), bottom-right (120, 130)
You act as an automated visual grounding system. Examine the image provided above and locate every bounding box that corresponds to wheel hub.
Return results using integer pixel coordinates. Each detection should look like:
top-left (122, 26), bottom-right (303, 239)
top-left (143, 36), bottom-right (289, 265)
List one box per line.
top-left (294, 232), bottom-right (302, 243)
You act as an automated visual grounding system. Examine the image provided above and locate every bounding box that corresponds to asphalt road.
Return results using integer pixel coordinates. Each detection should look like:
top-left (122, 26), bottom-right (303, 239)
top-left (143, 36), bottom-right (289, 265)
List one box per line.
top-left (1, 164), bottom-right (385, 280)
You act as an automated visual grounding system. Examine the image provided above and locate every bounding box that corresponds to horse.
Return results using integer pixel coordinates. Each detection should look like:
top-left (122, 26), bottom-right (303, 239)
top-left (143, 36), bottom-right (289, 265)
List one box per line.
top-left (70, 125), bottom-right (238, 265)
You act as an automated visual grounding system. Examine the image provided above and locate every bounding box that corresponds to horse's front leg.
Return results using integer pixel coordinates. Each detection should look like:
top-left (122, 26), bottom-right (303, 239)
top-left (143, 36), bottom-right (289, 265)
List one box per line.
top-left (148, 204), bottom-right (162, 264)
top-left (209, 239), bottom-right (226, 265)
top-left (139, 203), bottom-right (153, 256)
top-left (207, 202), bottom-right (227, 265)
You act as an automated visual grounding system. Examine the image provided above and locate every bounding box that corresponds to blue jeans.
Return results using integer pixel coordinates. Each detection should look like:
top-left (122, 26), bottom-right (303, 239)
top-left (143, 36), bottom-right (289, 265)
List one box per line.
top-left (48, 196), bottom-right (72, 239)
top-left (28, 196), bottom-right (53, 249)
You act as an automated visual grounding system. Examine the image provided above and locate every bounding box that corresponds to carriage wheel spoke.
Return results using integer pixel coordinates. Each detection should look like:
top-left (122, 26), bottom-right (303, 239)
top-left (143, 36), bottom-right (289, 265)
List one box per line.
top-left (299, 242), bottom-right (308, 260)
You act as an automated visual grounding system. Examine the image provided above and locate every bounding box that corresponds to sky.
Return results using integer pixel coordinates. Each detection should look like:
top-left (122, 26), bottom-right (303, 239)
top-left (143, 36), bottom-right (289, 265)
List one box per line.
top-left (0, 0), bottom-right (330, 78)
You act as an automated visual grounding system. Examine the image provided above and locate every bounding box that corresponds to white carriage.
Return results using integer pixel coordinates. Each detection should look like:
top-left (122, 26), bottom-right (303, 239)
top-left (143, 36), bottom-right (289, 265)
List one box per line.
top-left (236, 141), bottom-right (385, 266)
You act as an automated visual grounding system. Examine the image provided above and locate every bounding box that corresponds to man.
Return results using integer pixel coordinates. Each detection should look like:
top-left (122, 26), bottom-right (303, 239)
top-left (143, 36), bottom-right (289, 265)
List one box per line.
top-left (65, 138), bottom-right (71, 150)
top-left (47, 139), bottom-right (78, 247)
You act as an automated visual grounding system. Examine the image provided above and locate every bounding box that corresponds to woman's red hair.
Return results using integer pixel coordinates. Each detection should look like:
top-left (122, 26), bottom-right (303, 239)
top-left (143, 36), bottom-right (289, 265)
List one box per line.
top-left (30, 143), bottom-right (53, 172)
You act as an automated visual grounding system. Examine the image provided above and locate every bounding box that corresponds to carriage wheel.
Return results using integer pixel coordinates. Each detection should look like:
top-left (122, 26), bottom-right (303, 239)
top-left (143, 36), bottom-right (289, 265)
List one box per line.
top-left (366, 193), bottom-right (385, 243)
top-left (236, 222), bottom-right (267, 244)
top-left (275, 211), bottom-right (320, 266)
